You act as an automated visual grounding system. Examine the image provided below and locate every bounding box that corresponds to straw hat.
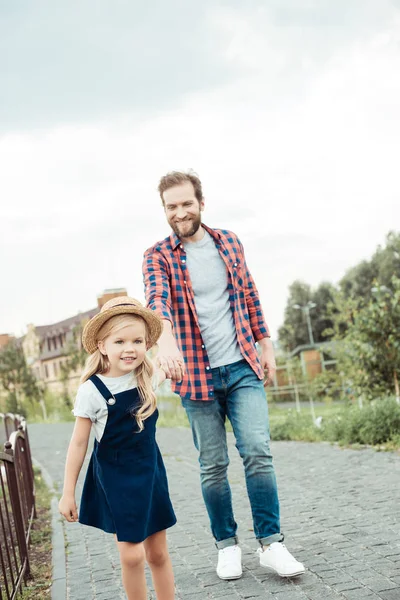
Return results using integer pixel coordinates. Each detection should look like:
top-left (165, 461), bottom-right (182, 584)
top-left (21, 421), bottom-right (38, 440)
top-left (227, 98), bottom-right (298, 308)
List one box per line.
top-left (82, 296), bottom-right (162, 354)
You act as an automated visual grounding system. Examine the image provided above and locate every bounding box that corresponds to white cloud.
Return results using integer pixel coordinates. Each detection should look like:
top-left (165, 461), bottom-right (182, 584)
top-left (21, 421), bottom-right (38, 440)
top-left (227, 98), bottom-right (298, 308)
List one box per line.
top-left (1, 3), bottom-right (400, 338)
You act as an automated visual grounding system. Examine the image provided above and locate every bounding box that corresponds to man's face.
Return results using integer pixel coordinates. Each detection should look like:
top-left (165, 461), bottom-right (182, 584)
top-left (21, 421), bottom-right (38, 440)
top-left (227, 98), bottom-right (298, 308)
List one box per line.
top-left (163, 182), bottom-right (204, 240)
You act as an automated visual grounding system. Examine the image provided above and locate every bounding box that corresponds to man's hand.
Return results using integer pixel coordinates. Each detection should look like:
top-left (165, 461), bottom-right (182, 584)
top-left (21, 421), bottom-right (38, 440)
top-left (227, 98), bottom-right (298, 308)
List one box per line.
top-left (258, 337), bottom-right (276, 387)
top-left (156, 320), bottom-right (185, 382)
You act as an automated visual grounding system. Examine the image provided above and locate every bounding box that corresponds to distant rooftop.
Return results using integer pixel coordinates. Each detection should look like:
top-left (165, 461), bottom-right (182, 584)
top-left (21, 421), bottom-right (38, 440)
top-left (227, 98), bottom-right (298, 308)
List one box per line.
top-left (34, 307), bottom-right (98, 338)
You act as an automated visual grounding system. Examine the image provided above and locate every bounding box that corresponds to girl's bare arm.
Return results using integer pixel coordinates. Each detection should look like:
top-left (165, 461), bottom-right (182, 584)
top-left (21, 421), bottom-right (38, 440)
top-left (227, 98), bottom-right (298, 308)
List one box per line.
top-left (59, 417), bottom-right (92, 522)
top-left (157, 366), bottom-right (168, 385)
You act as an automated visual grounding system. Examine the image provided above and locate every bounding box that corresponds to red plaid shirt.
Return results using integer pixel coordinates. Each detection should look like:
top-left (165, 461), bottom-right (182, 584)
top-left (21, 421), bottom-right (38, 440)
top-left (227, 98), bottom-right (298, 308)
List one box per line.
top-left (142, 224), bottom-right (270, 400)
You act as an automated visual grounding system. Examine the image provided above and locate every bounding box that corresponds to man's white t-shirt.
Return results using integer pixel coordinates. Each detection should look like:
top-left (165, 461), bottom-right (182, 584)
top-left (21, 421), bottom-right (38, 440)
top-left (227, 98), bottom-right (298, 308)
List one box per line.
top-left (72, 371), bottom-right (157, 442)
top-left (183, 230), bottom-right (242, 368)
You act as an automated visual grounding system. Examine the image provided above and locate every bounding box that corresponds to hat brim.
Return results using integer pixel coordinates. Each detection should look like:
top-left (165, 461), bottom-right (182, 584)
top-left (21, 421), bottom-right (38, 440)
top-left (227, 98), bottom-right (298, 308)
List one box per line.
top-left (82, 306), bottom-right (163, 354)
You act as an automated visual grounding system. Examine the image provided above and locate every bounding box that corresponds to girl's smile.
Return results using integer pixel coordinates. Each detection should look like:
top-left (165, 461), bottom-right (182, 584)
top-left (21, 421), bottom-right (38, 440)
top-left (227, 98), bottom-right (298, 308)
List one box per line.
top-left (98, 322), bottom-right (148, 377)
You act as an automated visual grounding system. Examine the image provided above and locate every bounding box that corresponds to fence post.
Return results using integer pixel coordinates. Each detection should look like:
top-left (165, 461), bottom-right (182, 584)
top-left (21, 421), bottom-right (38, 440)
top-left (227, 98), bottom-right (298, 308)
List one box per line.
top-left (4, 441), bottom-right (30, 581)
top-left (18, 424), bottom-right (36, 519)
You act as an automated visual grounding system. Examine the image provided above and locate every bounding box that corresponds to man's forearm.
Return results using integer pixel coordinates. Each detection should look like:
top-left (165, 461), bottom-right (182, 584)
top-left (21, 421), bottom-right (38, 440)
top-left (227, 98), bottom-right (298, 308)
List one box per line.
top-left (156, 319), bottom-right (185, 380)
top-left (258, 336), bottom-right (273, 349)
top-left (158, 319), bottom-right (178, 348)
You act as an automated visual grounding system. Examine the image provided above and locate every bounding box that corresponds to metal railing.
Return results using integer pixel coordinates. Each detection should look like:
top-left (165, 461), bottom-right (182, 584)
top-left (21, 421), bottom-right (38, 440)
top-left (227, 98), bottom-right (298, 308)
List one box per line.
top-left (0, 414), bottom-right (36, 600)
top-left (0, 415), bottom-right (20, 449)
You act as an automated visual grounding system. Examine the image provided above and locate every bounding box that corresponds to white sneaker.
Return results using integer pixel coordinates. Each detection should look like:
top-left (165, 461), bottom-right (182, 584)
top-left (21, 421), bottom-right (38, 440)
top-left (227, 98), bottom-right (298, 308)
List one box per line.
top-left (257, 542), bottom-right (305, 577)
top-left (216, 545), bottom-right (242, 580)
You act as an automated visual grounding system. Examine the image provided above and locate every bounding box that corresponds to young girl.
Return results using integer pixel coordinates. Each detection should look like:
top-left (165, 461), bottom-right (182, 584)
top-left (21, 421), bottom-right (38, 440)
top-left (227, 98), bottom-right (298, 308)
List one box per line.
top-left (58, 296), bottom-right (176, 600)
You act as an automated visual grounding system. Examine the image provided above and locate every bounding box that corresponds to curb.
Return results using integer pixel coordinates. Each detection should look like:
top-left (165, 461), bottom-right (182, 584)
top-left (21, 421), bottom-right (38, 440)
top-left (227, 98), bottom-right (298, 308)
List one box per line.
top-left (32, 457), bottom-right (67, 600)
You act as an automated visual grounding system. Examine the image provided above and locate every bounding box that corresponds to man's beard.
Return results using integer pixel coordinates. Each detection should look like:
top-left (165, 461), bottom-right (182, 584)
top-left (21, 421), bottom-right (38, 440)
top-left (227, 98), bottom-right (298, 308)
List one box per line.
top-left (171, 214), bottom-right (202, 240)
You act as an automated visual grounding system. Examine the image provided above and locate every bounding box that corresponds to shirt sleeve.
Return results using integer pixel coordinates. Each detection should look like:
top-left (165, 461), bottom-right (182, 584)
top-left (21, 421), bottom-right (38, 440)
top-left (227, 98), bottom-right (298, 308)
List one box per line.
top-left (237, 237), bottom-right (270, 340)
top-left (142, 247), bottom-right (173, 322)
top-left (72, 382), bottom-right (104, 422)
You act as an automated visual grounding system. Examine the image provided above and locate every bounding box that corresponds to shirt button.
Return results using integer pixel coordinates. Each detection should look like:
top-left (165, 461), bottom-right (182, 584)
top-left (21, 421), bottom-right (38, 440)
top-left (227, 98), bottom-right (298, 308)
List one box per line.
top-left (184, 280), bottom-right (186, 284)
top-left (201, 344), bottom-right (205, 349)
top-left (180, 245), bottom-right (183, 249)
top-left (209, 391), bottom-right (213, 396)
top-left (206, 366), bottom-right (210, 370)
top-left (182, 259), bottom-right (186, 263)
top-left (234, 262), bottom-right (238, 267)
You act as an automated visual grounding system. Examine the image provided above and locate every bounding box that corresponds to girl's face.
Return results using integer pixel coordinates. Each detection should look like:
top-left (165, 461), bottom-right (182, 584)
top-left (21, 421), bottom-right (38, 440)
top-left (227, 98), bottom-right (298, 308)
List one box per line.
top-left (98, 321), bottom-right (147, 377)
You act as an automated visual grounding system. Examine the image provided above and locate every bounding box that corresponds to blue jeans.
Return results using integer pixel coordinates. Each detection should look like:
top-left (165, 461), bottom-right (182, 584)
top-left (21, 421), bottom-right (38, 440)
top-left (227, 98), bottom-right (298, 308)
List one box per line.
top-left (182, 359), bottom-right (283, 549)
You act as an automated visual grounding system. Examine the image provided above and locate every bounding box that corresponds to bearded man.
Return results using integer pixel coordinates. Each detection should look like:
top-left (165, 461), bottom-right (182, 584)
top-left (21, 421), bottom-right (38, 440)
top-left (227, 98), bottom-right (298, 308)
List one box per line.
top-left (142, 171), bottom-right (305, 580)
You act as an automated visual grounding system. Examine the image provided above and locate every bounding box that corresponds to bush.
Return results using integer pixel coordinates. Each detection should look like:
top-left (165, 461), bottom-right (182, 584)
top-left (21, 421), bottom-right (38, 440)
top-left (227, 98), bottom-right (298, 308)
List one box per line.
top-left (269, 398), bottom-right (400, 448)
top-left (271, 411), bottom-right (322, 442)
top-left (21, 390), bottom-right (75, 423)
top-left (323, 397), bottom-right (400, 446)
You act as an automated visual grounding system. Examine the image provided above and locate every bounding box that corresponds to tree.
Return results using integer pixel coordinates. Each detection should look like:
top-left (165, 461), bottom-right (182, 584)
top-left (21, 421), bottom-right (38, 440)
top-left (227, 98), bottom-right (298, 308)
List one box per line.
top-left (332, 276), bottom-right (400, 402)
top-left (278, 280), bottom-right (336, 351)
top-left (312, 282), bottom-right (338, 343)
top-left (340, 231), bottom-right (400, 300)
top-left (278, 281), bottom-right (312, 351)
top-left (374, 231), bottom-right (400, 288)
top-left (339, 260), bottom-right (378, 300)
top-left (0, 341), bottom-right (41, 414)
top-left (60, 324), bottom-right (87, 405)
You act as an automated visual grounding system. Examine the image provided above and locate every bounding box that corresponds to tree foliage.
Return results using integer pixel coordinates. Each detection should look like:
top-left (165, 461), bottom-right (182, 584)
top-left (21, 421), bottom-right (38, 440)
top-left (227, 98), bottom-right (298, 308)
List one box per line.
top-left (278, 280), bottom-right (337, 351)
top-left (340, 231), bottom-right (400, 300)
top-left (59, 324), bottom-right (87, 405)
top-left (332, 277), bottom-right (400, 401)
top-left (0, 341), bottom-right (41, 413)
top-left (278, 231), bottom-right (400, 354)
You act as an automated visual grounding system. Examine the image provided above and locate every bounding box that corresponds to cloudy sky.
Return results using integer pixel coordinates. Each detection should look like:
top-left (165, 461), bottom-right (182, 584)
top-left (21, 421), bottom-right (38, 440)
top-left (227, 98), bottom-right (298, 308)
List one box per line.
top-left (1, 0), bottom-right (399, 339)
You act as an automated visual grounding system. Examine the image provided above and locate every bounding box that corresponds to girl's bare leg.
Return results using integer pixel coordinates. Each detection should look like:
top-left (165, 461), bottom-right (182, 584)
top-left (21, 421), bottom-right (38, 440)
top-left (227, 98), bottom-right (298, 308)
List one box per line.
top-left (144, 530), bottom-right (175, 600)
top-left (116, 539), bottom-right (147, 600)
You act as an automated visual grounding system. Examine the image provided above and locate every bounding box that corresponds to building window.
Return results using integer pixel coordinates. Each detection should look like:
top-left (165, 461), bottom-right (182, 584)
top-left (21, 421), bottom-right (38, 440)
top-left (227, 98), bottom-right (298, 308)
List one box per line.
top-left (44, 365), bottom-right (49, 379)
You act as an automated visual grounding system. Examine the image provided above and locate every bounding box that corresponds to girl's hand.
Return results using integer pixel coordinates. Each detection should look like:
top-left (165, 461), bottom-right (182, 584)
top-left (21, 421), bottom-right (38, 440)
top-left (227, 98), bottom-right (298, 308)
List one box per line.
top-left (157, 365), bottom-right (169, 384)
top-left (59, 495), bottom-right (79, 522)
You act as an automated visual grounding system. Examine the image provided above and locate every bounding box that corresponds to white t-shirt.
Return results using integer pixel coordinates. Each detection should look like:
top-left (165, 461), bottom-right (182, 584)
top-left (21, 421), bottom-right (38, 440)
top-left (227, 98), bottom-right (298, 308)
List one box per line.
top-left (72, 371), bottom-right (158, 442)
top-left (183, 230), bottom-right (242, 368)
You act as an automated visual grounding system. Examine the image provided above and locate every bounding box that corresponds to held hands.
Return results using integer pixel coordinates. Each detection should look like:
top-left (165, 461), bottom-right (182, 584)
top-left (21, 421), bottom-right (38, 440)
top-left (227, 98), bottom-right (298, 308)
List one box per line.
top-left (259, 338), bottom-right (276, 387)
top-left (58, 495), bottom-right (79, 523)
top-left (156, 339), bottom-right (185, 382)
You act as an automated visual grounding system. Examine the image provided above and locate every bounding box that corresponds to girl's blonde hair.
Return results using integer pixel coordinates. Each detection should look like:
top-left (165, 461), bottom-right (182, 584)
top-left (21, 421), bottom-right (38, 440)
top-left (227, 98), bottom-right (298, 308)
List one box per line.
top-left (80, 314), bottom-right (157, 431)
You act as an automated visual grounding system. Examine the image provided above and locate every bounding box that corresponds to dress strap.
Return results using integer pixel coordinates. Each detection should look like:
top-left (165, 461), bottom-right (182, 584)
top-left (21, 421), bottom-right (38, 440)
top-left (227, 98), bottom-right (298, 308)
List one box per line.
top-left (89, 375), bottom-right (115, 402)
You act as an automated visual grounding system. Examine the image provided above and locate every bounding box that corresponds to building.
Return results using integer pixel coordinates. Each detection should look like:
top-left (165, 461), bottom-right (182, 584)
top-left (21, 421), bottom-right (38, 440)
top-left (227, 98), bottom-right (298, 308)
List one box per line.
top-left (0, 334), bottom-right (14, 350)
top-left (22, 289), bottom-right (128, 395)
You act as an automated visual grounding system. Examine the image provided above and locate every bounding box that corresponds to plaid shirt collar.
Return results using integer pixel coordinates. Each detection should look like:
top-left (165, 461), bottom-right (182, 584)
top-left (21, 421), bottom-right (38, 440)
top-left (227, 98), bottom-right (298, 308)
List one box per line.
top-left (169, 223), bottom-right (221, 250)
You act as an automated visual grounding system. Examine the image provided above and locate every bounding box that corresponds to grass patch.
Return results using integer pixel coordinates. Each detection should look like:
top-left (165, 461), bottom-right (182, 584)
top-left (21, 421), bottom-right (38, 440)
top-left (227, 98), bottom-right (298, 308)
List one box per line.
top-left (157, 396), bottom-right (189, 428)
top-left (21, 467), bottom-right (53, 599)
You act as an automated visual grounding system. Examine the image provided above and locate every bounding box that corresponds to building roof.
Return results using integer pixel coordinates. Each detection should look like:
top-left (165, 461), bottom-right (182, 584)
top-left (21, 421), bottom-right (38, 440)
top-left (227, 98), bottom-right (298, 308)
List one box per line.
top-left (35, 307), bottom-right (98, 339)
top-left (289, 340), bottom-right (337, 358)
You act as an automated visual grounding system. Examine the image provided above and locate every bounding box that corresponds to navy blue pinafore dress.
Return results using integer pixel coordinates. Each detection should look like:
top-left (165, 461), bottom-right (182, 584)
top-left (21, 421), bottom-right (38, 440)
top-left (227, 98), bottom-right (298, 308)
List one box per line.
top-left (79, 375), bottom-right (176, 543)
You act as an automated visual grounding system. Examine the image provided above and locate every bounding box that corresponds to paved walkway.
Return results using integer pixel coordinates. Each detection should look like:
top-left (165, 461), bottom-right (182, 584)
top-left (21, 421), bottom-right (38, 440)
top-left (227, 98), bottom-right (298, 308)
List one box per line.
top-left (30, 424), bottom-right (400, 600)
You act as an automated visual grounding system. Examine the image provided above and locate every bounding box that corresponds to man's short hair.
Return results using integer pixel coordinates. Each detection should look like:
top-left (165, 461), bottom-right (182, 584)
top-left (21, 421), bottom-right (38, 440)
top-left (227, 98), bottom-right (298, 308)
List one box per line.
top-left (158, 170), bottom-right (204, 205)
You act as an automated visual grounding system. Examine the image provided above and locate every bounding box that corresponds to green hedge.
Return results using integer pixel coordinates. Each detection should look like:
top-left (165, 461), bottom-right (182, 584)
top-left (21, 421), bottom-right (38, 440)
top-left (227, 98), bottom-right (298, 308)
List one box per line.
top-left (270, 398), bottom-right (400, 447)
